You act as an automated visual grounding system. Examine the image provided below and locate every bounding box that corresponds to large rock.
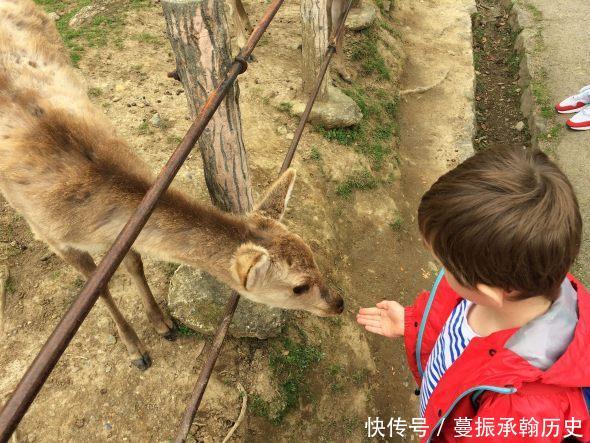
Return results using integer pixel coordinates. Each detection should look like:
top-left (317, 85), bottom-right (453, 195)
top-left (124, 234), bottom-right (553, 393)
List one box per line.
top-left (168, 266), bottom-right (286, 339)
top-left (346, 1), bottom-right (378, 31)
top-left (68, 1), bottom-right (117, 29)
top-left (291, 86), bottom-right (362, 129)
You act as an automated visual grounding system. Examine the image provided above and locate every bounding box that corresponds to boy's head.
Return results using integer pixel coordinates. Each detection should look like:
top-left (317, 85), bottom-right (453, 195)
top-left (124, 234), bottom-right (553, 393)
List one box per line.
top-left (418, 147), bottom-right (581, 302)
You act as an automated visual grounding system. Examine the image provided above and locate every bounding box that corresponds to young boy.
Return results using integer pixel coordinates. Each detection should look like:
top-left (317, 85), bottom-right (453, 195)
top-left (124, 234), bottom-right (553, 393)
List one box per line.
top-left (357, 147), bottom-right (590, 442)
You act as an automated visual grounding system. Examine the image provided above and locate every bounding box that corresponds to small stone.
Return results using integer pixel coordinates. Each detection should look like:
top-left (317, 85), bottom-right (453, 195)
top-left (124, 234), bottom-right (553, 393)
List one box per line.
top-left (104, 422), bottom-right (113, 431)
top-left (105, 334), bottom-right (116, 345)
top-left (75, 418), bottom-right (85, 428)
top-left (150, 113), bottom-right (162, 127)
top-left (47, 12), bottom-right (60, 21)
top-left (515, 121), bottom-right (525, 131)
top-left (100, 388), bottom-right (107, 395)
top-left (291, 86), bottom-right (362, 129)
top-left (40, 252), bottom-right (54, 262)
top-left (277, 125), bottom-right (288, 135)
top-left (104, 365), bottom-right (112, 374)
top-left (382, 0), bottom-right (391, 11)
top-left (285, 133), bottom-right (294, 140)
top-left (114, 84), bottom-right (126, 93)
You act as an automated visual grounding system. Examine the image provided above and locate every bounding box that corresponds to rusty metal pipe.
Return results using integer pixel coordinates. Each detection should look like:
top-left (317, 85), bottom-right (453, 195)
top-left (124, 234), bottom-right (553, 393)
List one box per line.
top-left (174, 1), bottom-right (355, 441)
top-left (0, 1), bottom-right (285, 441)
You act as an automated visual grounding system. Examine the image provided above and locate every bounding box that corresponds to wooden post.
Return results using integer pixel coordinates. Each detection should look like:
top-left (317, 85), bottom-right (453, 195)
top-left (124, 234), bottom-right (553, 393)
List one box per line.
top-left (162, 0), bottom-right (253, 214)
top-left (301, 0), bottom-right (330, 100)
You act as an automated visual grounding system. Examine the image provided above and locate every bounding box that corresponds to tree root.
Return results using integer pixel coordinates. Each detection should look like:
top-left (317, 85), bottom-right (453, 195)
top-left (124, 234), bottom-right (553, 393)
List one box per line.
top-left (399, 68), bottom-right (450, 96)
top-left (222, 383), bottom-right (247, 443)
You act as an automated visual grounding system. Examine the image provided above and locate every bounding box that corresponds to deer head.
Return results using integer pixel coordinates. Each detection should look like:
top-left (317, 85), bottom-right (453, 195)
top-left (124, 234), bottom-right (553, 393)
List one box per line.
top-left (230, 169), bottom-right (344, 316)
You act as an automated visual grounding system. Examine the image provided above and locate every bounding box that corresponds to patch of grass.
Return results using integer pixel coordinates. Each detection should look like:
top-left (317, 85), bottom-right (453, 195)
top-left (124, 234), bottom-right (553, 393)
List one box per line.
top-left (538, 123), bottom-right (562, 141)
top-left (389, 215), bottom-right (404, 231)
top-left (133, 32), bottom-right (160, 45)
top-left (166, 135), bottom-right (183, 145)
top-left (278, 102), bottom-right (293, 113)
top-left (250, 338), bottom-right (323, 425)
top-left (336, 169), bottom-right (378, 198)
top-left (176, 323), bottom-right (197, 336)
top-left (522, 2), bottom-right (542, 21)
top-left (310, 146), bottom-right (322, 161)
top-left (351, 369), bottom-right (369, 386)
top-left (4, 276), bottom-right (16, 295)
top-left (507, 52), bottom-right (521, 75)
top-left (531, 80), bottom-right (553, 118)
top-left (88, 87), bottom-right (103, 97)
top-left (129, 0), bottom-right (153, 8)
top-left (350, 29), bottom-right (391, 81)
top-left (73, 276), bottom-right (85, 289)
top-left (316, 125), bottom-right (363, 146)
top-left (137, 120), bottom-right (152, 135)
top-left (35, 0), bottom-right (126, 65)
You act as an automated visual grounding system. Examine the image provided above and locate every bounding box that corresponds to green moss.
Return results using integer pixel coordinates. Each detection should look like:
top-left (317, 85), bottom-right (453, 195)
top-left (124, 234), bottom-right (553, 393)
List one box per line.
top-left (350, 29), bottom-right (391, 81)
top-left (250, 338), bottom-right (323, 425)
top-left (336, 169), bottom-right (378, 198)
top-left (310, 146), bottom-right (322, 161)
top-left (278, 102), bottom-right (293, 113)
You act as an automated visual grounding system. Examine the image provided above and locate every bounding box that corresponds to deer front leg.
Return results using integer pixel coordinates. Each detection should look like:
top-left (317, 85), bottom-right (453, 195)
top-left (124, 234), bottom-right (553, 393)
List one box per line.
top-left (330, 0), bottom-right (352, 83)
top-left (49, 244), bottom-right (152, 370)
top-left (122, 250), bottom-right (176, 341)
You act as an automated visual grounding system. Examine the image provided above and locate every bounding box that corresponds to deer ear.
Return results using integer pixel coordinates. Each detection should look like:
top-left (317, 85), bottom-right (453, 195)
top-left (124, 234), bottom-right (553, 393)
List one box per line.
top-left (255, 168), bottom-right (296, 221)
top-left (231, 243), bottom-right (271, 291)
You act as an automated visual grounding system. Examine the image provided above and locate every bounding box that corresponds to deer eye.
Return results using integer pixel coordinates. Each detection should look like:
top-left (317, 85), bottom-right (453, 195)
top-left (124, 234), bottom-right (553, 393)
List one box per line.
top-left (293, 284), bottom-right (310, 295)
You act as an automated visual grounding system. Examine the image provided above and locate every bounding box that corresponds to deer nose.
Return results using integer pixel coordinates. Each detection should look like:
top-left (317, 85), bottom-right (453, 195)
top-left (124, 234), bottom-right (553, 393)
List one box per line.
top-left (334, 297), bottom-right (344, 314)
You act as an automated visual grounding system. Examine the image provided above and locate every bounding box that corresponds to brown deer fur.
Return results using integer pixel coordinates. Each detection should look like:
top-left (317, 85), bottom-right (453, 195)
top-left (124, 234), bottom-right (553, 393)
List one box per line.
top-left (0, 0), bottom-right (343, 370)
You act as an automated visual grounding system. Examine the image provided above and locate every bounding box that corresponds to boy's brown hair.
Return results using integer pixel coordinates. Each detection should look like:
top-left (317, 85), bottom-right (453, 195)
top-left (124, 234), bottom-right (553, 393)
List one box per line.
top-left (418, 147), bottom-right (581, 300)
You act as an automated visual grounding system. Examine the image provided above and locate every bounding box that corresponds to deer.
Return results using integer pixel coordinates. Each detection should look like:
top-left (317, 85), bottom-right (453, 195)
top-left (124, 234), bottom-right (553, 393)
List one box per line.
top-left (0, 0), bottom-right (344, 371)
top-left (227, 0), bottom-right (353, 82)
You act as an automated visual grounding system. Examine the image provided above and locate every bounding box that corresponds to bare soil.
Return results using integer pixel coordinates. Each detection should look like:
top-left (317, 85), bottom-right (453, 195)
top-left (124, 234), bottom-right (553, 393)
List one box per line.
top-left (472, 0), bottom-right (531, 150)
top-left (0, 0), bottom-right (476, 441)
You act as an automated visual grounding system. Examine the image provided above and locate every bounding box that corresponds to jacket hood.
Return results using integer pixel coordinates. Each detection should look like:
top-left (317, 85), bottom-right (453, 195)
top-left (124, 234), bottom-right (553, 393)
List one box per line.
top-left (505, 276), bottom-right (590, 388)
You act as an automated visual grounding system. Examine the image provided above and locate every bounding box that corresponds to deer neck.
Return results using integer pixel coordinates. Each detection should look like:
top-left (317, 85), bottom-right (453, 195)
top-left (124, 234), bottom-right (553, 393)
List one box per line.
top-left (133, 189), bottom-right (257, 288)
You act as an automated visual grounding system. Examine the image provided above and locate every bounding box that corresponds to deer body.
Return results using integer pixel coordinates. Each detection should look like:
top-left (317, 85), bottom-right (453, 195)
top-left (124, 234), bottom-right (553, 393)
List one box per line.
top-left (0, 0), bottom-right (343, 370)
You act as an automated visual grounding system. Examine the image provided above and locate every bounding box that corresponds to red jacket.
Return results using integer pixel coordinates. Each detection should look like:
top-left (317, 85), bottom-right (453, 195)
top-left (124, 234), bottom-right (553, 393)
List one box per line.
top-left (404, 272), bottom-right (590, 442)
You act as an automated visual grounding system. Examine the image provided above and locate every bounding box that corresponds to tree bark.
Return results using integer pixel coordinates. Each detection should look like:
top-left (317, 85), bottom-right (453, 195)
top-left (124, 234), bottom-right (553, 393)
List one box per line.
top-left (301, 0), bottom-right (330, 100)
top-left (162, 0), bottom-right (253, 214)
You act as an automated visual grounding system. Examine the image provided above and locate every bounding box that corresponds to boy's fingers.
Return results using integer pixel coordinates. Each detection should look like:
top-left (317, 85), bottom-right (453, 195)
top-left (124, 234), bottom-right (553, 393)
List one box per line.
top-left (358, 307), bottom-right (381, 316)
top-left (357, 317), bottom-right (382, 328)
top-left (376, 300), bottom-right (389, 309)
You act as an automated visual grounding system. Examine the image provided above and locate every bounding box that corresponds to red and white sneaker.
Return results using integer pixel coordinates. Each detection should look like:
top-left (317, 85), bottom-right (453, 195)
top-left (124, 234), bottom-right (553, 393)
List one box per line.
top-left (556, 85), bottom-right (590, 113)
top-left (566, 106), bottom-right (590, 130)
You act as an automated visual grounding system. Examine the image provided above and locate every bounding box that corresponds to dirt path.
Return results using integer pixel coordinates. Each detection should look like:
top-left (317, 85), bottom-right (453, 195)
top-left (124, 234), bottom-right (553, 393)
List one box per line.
top-left (356, 0), bottom-right (477, 432)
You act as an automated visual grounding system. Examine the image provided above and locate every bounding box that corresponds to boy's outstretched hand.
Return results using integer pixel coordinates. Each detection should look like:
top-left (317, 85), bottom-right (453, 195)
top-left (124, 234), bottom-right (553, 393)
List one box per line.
top-left (356, 300), bottom-right (405, 338)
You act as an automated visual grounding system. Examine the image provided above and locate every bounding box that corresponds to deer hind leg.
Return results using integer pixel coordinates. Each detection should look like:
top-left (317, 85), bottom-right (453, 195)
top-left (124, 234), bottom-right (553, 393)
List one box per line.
top-left (49, 243), bottom-right (152, 370)
top-left (330, 0), bottom-right (352, 83)
top-left (229, 0), bottom-right (251, 49)
top-left (122, 250), bottom-right (176, 341)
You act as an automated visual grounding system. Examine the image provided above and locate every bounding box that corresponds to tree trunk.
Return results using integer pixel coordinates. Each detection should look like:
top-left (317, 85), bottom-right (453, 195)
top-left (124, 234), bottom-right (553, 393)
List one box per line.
top-left (161, 0), bottom-right (253, 214)
top-left (301, 0), bottom-right (330, 100)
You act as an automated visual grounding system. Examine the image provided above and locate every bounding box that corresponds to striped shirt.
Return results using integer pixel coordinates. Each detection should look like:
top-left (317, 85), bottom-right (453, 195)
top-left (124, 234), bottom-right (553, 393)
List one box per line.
top-left (419, 299), bottom-right (479, 416)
